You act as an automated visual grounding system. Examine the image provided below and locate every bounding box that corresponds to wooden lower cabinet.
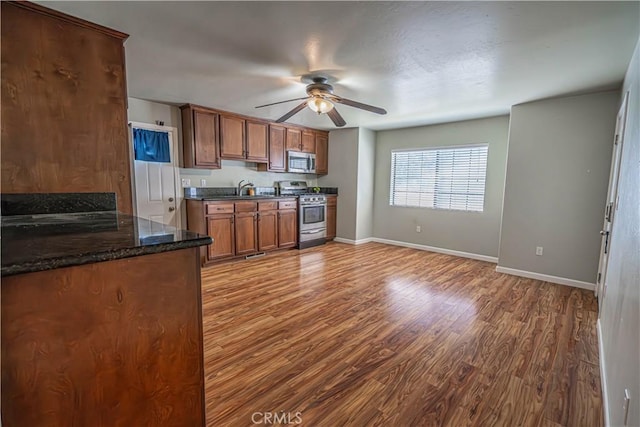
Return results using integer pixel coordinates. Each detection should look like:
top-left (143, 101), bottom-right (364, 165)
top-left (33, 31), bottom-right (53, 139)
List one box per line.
top-left (278, 209), bottom-right (298, 248)
top-left (326, 195), bottom-right (337, 240)
top-left (258, 210), bottom-right (278, 251)
top-left (1, 248), bottom-right (205, 426)
top-left (207, 214), bottom-right (235, 260)
top-left (188, 199), bottom-right (298, 264)
top-left (235, 212), bottom-right (258, 255)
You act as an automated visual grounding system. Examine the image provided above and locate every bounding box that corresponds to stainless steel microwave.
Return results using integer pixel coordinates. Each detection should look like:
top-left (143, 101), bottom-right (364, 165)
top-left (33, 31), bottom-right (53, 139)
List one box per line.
top-left (287, 151), bottom-right (316, 174)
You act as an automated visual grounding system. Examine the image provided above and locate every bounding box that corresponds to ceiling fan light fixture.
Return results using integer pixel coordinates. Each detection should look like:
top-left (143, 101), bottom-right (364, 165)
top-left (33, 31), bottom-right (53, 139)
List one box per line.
top-left (307, 97), bottom-right (334, 114)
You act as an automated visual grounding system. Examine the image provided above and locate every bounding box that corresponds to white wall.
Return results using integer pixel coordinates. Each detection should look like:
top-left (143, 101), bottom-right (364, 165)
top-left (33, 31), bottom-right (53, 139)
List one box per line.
top-left (498, 91), bottom-right (619, 284)
top-left (355, 128), bottom-right (375, 241)
top-left (599, 37), bottom-right (640, 427)
top-left (318, 129), bottom-right (359, 240)
top-left (372, 116), bottom-right (510, 258)
top-left (128, 97), bottom-right (181, 129)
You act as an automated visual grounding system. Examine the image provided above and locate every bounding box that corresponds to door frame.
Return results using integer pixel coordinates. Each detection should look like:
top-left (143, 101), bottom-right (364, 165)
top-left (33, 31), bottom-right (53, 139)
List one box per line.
top-left (595, 91), bottom-right (628, 308)
top-left (128, 121), bottom-right (183, 230)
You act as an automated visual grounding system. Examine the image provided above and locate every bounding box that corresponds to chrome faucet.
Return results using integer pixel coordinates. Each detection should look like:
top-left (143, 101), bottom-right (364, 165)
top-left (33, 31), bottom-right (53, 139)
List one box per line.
top-left (237, 180), bottom-right (254, 196)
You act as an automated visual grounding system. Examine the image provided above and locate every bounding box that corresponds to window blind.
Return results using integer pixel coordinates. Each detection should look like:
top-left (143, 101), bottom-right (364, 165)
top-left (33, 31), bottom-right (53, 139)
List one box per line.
top-left (390, 144), bottom-right (489, 212)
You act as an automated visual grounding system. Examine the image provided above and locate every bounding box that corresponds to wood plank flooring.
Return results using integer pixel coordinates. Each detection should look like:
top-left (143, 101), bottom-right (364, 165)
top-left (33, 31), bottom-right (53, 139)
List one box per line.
top-left (201, 242), bottom-right (602, 427)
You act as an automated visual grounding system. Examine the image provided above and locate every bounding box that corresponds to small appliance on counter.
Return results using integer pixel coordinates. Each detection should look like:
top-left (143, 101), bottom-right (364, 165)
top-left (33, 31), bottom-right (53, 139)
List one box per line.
top-left (277, 181), bottom-right (326, 249)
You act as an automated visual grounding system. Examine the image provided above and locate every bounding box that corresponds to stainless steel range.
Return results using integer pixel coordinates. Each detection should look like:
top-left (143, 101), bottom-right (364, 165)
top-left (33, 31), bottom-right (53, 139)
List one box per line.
top-left (277, 181), bottom-right (326, 249)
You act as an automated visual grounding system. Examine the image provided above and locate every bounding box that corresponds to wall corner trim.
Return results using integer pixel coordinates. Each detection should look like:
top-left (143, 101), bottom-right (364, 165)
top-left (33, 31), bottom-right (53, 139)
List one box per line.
top-left (597, 319), bottom-right (611, 427)
top-left (495, 266), bottom-right (596, 291)
top-left (370, 238), bottom-right (498, 263)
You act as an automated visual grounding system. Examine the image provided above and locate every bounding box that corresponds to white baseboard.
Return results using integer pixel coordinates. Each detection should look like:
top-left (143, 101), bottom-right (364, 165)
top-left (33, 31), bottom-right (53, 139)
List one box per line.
top-left (597, 319), bottom-right (610, 427)
top-left (368, 238), bottom-right (498, 263)
top-left (494, 266), bottom-right (596, 291)
top-left (333, 237), bottom-right (375, 245)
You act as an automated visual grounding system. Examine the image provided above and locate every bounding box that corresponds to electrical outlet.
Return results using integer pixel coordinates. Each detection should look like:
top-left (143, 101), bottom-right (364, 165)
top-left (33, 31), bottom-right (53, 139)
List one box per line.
top-left (181, 178), bottom-right (191, 187)
top-left (536, 246), bottom-right (543, 256)
top-left (200, 179), bottom-right (207, 187)
top-left (416, 225), bottom-right (421, 233)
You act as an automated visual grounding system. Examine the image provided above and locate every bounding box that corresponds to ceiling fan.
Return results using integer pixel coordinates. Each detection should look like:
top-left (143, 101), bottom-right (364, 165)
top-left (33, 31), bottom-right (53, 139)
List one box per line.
top-left (255, 76), bottom-right (387, 127)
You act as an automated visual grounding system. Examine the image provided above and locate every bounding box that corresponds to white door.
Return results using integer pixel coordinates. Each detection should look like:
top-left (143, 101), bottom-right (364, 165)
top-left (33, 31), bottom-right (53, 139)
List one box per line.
top-left (596, 92), bottom-right (628, 311)
top-left (130, 123), bottom-right (180, 233)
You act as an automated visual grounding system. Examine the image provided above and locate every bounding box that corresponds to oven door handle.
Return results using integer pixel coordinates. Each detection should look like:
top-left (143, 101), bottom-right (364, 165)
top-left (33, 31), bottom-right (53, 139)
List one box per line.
top-left (300, 228), bottom-right (326, 235)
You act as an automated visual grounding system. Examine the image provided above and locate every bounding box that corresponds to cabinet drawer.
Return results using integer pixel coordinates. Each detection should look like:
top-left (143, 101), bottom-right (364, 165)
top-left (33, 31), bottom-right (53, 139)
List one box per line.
top-left (258, 201), bottom-right (278, 211)
top-left (235, 201), bottom-right (257, 212)
top-left (278, 200), bottom-right (297, 210)
top-left (326, 196), bottom-right (337, 207)
top-left (206, 203), bottom-right (234, 214)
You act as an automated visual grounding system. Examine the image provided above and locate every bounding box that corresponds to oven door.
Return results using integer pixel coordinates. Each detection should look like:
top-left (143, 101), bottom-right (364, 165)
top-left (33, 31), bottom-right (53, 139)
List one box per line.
top-left (300, 204), bottom-right (326, 229)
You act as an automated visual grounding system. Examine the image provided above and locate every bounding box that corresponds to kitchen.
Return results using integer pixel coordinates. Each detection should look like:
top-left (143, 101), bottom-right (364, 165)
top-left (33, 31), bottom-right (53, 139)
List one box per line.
top-left (2, 1), bottom-right (639, 426)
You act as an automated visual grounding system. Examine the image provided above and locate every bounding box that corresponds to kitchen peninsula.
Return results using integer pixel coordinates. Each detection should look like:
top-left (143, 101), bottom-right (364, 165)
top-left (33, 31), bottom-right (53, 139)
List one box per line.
top-left (1, 193), bottom-right (212, 426)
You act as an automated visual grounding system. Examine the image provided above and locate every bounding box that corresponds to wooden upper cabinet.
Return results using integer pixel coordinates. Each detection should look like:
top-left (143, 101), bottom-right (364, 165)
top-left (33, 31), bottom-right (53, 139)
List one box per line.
top-left (181, 106), bottom-right (327, 173)
top-left (264, 125), bottom-right (286, 172)
top-left (219, 114), bottom-right (245, 160)
top-left (245, 120), bottom-right (268, 163)
top-left (301, 130), bottom-right (316, 153)
top-left (181, 105), bottom-right (221, 169)
top-left (315, 132), bottom-right (329, 175)
top-left (1, 2), bottom-right (133, 213)
top-left (286, 127), bottom-right (302, 152)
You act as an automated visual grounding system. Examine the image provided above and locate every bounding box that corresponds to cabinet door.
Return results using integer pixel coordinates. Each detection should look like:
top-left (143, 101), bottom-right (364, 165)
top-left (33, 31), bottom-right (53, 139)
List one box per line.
top-left (235, 212), bottom-right (258, 255)
top-left (315, 133), bottom-right (328, 175)
top-left (285, 127), bottom-right (302, 151)
top-left (246, 120), bottom-right (268, 163)
top-left (220, 114), bottom-right (245, 160)
top-left (193, 110), bottom-right (221, 168)
top-left (326, 196), bottom-right (337, 240)
top-left (207, 214), bottom-right (235, 260)
top-left (301, 130), bottom-right (316, 153)
top-left (267, 125), bottom-right (286, 171)
top-left (278, 209), bottom-right (298, 248)
top-left (258, 210), bottom-right (278, 251)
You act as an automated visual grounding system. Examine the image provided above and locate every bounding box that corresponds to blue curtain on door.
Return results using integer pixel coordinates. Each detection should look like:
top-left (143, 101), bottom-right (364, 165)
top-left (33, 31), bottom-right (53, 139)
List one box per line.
top-left (133, 128), bottom-right (171, 163)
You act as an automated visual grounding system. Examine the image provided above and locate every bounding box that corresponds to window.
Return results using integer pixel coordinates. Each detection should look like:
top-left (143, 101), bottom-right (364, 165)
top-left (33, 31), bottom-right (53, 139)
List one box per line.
top-left (390, 144), bottom-right (489, 212)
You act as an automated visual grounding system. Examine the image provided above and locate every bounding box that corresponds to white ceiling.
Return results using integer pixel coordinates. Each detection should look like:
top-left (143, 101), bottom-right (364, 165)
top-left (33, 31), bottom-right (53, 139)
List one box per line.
top-left (39, 1), bottom-right (639, 130)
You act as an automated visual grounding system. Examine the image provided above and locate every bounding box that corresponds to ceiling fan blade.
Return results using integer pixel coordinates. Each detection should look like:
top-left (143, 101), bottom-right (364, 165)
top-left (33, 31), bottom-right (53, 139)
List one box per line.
top-left (327, 108), bottom-right (346, 127)
top-left (255, 97), bottom-right (309, 109)
top-left (330, 95), bottom-right (387, 115)
top-left (275, 101), bottom-right (308, 123)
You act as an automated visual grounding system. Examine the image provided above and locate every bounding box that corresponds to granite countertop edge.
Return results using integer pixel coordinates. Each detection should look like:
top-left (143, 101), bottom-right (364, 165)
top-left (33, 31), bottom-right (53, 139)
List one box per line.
top-left (1, 236), bottom-right (212, 277)
top-left (185, 195), bottom-right (295, 201)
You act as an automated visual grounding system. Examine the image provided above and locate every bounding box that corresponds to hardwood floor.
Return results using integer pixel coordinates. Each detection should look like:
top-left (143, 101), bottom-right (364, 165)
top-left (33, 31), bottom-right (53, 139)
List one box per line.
top-left (201, 242), bottom-right (602, 427)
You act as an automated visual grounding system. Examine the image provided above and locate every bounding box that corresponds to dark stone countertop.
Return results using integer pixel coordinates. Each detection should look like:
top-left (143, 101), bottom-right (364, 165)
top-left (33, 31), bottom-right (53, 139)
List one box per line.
top-left (184, 195), bottom-right (297, 201)
top-left (1, 211), bottom-right (212, 277)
